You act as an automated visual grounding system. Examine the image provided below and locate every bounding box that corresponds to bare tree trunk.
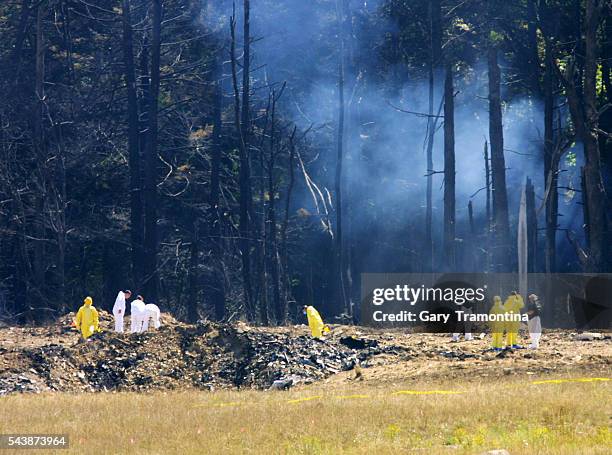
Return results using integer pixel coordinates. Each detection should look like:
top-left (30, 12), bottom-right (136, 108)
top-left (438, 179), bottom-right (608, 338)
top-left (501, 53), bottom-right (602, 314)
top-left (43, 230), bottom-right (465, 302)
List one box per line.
top-left (335, 0), bottom-right (348, 315)
top-left (139, 35), bottom-right (149, 174)
top-left (258, 102), bottom-right (268, 325)
top-left (143, 0), bottom-right (162, 300)
top-left (267, 92), bottom-right (282, 324)
top-left (443, 63), bottom-right (455, 271)
top-left (280, 128), bottom-right (296, 320)
top-left (488, 47), bottom-right (511, 271)
top-left (122, 0), bottom-right (144, 290)
top-left (484, 140), bottom-right (491, 271)
top-left (543, 38), bottom-right (558, 274)
top-left (424, 0), bottom-right (441, 272)
top-left (526, 177), bottom-right (537, 272)
top-left (53, 124), bottom-right (67, 312)
top-left (33, 2), bottom-right (46, 303)
top-left (208, 56), bottom-right (225, 321)
top-left (230, 3), bottom-right (254, 319)
top-left (242, 0), bottom-right (254, 319)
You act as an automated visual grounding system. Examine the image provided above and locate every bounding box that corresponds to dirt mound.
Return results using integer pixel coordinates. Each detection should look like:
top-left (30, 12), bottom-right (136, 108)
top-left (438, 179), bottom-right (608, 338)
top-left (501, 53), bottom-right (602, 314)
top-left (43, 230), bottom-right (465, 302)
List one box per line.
top-left (0, 316), bottom-right (401, 395)
top-left (0, 316), bottom-right (610, 395)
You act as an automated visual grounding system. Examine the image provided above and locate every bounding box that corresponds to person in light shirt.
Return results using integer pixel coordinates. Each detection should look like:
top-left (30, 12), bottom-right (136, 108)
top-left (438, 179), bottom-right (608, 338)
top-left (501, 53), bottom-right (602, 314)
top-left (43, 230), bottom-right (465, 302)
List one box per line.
top-left (112, 289), bottom-right (132, 333)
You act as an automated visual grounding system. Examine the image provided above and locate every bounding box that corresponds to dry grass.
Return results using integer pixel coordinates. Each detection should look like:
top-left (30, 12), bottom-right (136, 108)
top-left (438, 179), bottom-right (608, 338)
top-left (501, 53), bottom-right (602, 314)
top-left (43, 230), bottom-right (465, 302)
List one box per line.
top-left (0, 377), bottom-right (610, 454)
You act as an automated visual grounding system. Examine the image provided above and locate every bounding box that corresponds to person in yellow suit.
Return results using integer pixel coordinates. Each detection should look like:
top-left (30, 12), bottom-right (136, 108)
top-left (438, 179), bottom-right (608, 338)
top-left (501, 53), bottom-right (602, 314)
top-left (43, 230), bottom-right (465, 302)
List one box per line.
top-left (489, 296), bottom-right (505, 351)
top-left (303, 305), bottom-right (331, 338)
top-left (503, 292), bottom-right (524, 348)
top-left (75, 296), bottom-right (100, 339)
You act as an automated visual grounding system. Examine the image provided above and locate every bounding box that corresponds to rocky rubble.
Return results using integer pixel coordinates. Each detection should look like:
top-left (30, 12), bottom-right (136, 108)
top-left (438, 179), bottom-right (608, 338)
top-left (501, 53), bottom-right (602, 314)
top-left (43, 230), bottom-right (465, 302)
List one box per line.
top-left (0, 315), bottom-right (405, 395)
top-left (1, 315), bottom-right (610, 395)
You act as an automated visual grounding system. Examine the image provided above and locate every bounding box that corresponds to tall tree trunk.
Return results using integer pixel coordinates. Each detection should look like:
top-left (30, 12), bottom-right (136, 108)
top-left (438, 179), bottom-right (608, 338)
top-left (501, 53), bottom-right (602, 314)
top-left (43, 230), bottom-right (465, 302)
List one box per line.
top-left (139, 36), bottom-right (149, 172)
top-left (484, 140), bottom-right (491, 271)
top-left (143, 0), bottom-right (162, 300)
top-left (280, 129), bottom-right (296, 320)
top-left (208, 56), bottom-right (225, 321)
top-left (122, 0), bottom-right (144, 290)
top-left (230, 3), bottom-right (254, 319)
top-left (54, 127), bottom-right (67, 313)
top-left (343, 0), bottom-right (357, 318)
top-left (488, 47), bottom-right (511, 271)
top-left (424, 0), bottom-right (441, 272)
top-left (335, 0), bottom-right (348, 315)
top-left (443, 63), bottom-right (455, 271)
top-left (267, 93), bottom-right (282, 324)
top-left (543, 38), bottom-right (558, 274)
top-left (241, 0), bottom-right (254, 318)
top-left (33, 2), bottom-right (46, 304)
top-left (526, 177), bottom-right (538, 272)
top-left (258, 106), bottom-right (268, 325)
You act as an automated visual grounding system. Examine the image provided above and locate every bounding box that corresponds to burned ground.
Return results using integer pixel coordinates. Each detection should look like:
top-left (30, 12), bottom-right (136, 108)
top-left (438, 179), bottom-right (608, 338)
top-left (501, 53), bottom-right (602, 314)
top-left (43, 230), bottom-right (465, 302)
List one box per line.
top-left (0, 311), bottom-right (610, 395)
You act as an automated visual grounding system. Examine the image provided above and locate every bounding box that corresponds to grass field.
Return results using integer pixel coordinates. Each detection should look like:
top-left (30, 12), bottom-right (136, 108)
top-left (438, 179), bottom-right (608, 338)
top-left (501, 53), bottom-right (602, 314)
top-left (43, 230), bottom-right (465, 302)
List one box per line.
top-left (0, 377), bottom-right (610, 454)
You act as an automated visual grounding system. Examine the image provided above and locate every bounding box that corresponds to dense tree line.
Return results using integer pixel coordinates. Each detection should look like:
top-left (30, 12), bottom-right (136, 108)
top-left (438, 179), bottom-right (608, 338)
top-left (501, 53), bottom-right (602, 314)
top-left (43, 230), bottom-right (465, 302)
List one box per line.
top-left (0, 0), bottom-right (609, 323)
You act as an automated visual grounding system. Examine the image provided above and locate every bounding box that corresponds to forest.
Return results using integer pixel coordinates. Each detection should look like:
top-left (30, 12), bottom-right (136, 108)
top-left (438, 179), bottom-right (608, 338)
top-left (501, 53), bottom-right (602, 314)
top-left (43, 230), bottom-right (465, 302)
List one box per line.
top-left (0, 0), bottom-right (610, 323)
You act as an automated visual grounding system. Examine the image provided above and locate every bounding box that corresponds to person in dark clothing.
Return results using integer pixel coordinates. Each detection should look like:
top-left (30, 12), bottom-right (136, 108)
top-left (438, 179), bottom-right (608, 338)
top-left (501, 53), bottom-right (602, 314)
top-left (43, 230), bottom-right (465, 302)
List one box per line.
top-left (451, 299), bottom-right (474, 342)
top-left (527, 294), bottom-right (543, 349)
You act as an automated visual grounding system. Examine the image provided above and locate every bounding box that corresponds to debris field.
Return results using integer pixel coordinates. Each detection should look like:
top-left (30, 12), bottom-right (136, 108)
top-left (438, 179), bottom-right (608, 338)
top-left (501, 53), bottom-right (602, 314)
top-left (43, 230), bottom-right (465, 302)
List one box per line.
top-left (0, 311), bottom-right (609, 395)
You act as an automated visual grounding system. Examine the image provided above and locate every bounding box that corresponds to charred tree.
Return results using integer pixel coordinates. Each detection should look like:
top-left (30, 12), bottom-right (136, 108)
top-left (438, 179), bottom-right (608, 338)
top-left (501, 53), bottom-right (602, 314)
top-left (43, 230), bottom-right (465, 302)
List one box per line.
top-left (280, 128), bottom-right (296, 319)
top-left (484, 140), bottom-right (491, 271)
top-left (443, 63), bottom-right (456, 270)
top-left (32, 2), bottom-right (46, 304)
top-left (424, 0), bottom-right (442, 271)
top-left (143, 0), bottom-right (162, 300)
top-left (230, 3), bottom-right (255, 319)
top-left (526, 177), bottom-right (538, 272)
top-left (267, 91), bottom-right (283, 324)
top-left (121, 0), bottom-right (144, 289)
top-left (543, 40), bottom-right (559, 274)
top-left (208, 56), bottom-right (226, 321)
top-left (335, 0), bottom-right (349, 315)
top-left (488, 46), bottom-right (511, 271)
top-left (257, 98), bottom-right (269, 325)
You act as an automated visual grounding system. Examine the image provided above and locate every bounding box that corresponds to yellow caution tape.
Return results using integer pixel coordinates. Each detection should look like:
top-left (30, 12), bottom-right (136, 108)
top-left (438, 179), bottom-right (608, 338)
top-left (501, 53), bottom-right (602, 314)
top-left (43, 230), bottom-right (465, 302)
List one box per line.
top-left (393, 390), bottom-right (463, 395)
top-left (531, 377), bottom-right (610, 385)
top-left (191, 377), bottom-right (609, 409)
top-left (287, 395), bottom-right (322, 404)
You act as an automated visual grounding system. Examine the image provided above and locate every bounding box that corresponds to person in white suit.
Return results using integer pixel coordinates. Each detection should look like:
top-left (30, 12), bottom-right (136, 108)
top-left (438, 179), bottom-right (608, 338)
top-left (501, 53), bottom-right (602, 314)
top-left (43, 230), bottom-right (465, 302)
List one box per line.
top-left (142, 303), bottom-right (161, 331)
top-left (130, 295), bottom-right (147, 333)
top-left (112, 290), bottom-right (131, 333)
